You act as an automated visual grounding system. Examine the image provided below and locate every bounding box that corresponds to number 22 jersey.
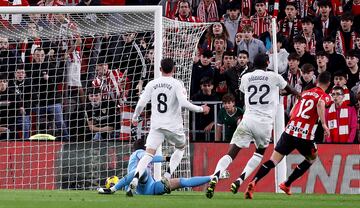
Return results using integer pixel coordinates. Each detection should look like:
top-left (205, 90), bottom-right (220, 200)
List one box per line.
top-left (285, 87), bottom-right (331, 140)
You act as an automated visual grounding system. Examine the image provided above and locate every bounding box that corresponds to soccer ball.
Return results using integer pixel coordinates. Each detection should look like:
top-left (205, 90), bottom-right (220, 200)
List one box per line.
top-left (105, 176), bottom-right (119, 189)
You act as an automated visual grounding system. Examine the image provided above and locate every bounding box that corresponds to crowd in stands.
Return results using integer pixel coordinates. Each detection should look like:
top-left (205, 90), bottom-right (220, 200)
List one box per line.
top-left (0, 0), bottom-right (358, 144)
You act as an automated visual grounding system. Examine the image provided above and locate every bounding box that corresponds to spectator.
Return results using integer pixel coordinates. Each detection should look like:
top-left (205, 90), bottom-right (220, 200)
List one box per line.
top-left (295, 63), bottom-right (316, 92)
top-left (0, 73), bottom-right (16, 140)
top-left (0, 37), bottom-right (17, 79)
top-left (236, 25), bottom-right (266, 63)
top-left (314, 0), bottom-right (340, 39)
top-left (215, 93), bottom-right (243, 142)
top-left (92, 59), bottom-right (129, 104)
top-left (283, 53), bottom-right (301, 118)
top-left (8, 65), bottom-right (32, 139)
top-left (335, 12), bottom-right (359, 55)
top-left (298, 16), bottom-right (323, 55)
top-left (333, 70), bottom-right (358, 106)
top-left (250, 0), bottom-right (271, 37)
top-left (345, 49), bottom-right (360, 89)
top-left (222, 1), bottom-right (241, 46)
top-left (326, 86), bottom-right (358, 143)
top-left (86, 87), bottom-right (120, 141)
top-left (278, 1), bottom-right (302, 47)
top-left (259, 23), bottom-right (288, 53)
top-left (21, 22), bottom-right (51, 64)
top-left (214, 50), bottom-right (235, 98)
top-left (213, 35), bottom-right (227, 66)
top-left (267, 34), bottom-right (289, 76)
top-left (293, 36), bottom-right (317, 68)
top-left (202, 22), bottom-right (233, 51)
top-left (196, 0), bottom-right (219, 22)
top-left (315, 51), bottom-right (330, 77)
top-left (191, 77), bottom-right (220, 142)
top-left (160, 0), bottom-right (180, 19)
top-left (29, 47), bottom-right (69, 140)
top-left (322, 36), bottom-right (347, 76)
top-left (0, 0), bottom-right (29, 26)
top-left (190, 49), bottom-right (214, 97)
top-left (343, 0), bottom-right (360, 33)
top-left (173, 0), bottom-right (200, 22)
top-left (77, 0), bottom-right (101, 6)
top-left (65, 33), bottom-right (85, 105)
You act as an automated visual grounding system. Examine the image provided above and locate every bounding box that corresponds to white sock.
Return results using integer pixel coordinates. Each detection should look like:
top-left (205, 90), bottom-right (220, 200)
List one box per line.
top-left (214, 155), bottom-right (233, 180)
top-left (237, 153), bottom-right (263, 185)
top-left (135, 152), bottom-right (154, 178)
top-left (110, 186), bottom-right (116, 192)
top-left (169, 148), bottom-right (185, 176)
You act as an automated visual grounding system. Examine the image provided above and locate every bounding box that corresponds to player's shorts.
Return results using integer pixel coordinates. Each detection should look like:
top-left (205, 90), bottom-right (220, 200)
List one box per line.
top-left (230, 117), bottom-right (272, 149)
top-left (275, 132), bottom-right (318, 158)
top-left (67, 62), bottom-right (82, 87)
top-left (146, 128), bottom-right (186, 150)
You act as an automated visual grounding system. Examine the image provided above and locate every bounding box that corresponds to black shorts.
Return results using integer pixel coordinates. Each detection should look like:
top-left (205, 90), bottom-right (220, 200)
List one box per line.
top-left (275, 132), bottom-right (318, 158)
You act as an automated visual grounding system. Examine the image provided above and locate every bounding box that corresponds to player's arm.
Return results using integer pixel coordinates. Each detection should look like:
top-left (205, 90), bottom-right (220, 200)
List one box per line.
top-left (132, 84), bottom-right (151, 124)
top-left (176, 82), bottom-right (209, 113)
top-left (277, 74), bottom-right (301, 98)
top-left (317, 99), bottom-right (330, 137)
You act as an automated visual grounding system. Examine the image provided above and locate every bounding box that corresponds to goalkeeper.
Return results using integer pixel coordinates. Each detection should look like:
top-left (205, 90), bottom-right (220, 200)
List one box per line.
top-left (97, 139), bottom-right (214, 196)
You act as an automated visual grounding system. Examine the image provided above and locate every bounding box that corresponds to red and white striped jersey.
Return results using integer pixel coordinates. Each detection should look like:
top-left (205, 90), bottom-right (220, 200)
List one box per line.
top-left (285, 87), bottom-right (331, 140)
top-left (92, 69), bottom-right (130, 102)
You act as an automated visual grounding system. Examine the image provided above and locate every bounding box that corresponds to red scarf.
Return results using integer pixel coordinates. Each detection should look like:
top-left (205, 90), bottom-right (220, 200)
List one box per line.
top-left (165, 0), bottom-right (178, 19)
top-left (280, 16), bottom-right (301, 40)
top-left (327, 102), bottom-right (349, 143)
top-left (302, 32), bottom-right (316, 55)
top-left (335, 30), bottom-right (357, 55)
top-left (197, 0), bottom-right (219, 22)
top-left (250, 12), bottom-right (271, 37)
top-left (284, 70), bottom-right (301, 114)
top-left (242, 0), bottom-right (252, 17)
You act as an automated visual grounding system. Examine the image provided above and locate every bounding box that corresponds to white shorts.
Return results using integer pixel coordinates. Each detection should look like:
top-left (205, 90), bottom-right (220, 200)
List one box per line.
top-left (230, 117), bottom-right (272, 149)
top-left (145, 128), bottom-right (186, 150)
top-left (67, 62), bottom-right (82, 87)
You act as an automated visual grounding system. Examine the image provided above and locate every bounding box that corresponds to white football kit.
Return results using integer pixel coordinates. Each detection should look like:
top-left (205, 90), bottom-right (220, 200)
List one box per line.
top-left (231, 69), bottom-right (287, 148)
top-left (133, 76), bottom-right (203, 149)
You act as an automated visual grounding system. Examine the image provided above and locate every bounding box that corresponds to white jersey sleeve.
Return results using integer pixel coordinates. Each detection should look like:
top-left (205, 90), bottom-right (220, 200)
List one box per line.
top-left (175, 81), bottom-right (203, 113)
top-left (132, 83), bottom-right (152, 120)
top-left (276, 74), bottom-right (288, 90)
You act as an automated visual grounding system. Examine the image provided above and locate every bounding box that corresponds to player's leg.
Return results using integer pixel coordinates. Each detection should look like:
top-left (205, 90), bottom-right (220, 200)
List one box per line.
top-left (163, 130), bottom-right (186, 179)
top-left (280, 140), bottom-right (318, 195)
top-left (230, 148), bottom-right (265, 194)
top-left (206, 120), bottom-right (253, 198)
top-left (231, 121), bottom-right (271, 193)
top-left (169, 176), bottom-right (212, 190)
top-left (245, 133), bottom-right (294, 199)
top-left (129, 129), bottom-right (164, 195)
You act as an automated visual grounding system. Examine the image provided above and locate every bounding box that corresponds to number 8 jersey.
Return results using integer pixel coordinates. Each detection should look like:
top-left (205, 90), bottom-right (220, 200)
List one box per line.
top-left (285, 87), bottom-right (331, 140)
top-left (240, 70), bottom-right (288, 124)
top-left (136, 76), bottom-right (203, 132)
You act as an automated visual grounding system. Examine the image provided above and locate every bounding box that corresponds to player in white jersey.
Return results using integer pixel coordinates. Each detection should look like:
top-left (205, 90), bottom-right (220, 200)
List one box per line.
top-left (129, 58), bottom-right (210, 196)
top-left (206, 53), bottom-right (300, 198)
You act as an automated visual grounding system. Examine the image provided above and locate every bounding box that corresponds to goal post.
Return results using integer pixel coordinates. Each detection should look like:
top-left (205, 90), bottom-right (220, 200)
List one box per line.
top-left (271, 16), bottom-right (287, 193)
top-left (0, 6), bottom-right (210, 190)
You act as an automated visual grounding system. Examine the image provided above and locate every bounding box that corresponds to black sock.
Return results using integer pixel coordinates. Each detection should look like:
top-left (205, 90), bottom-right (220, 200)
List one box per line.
top-left (134, 172), bottom-right (139, 179)
top-left (239, 172), bottom-right (246, 181)
top-left (214, 171), bottom-right (220, 179)
top-left (253, 160), bottom-right (275, 184)
top-left (285, 160), bottom-right (312, 187)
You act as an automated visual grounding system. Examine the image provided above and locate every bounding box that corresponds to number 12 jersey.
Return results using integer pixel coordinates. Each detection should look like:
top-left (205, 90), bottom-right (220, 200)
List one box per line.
top-left (285, 87), bottom-right (331, 140)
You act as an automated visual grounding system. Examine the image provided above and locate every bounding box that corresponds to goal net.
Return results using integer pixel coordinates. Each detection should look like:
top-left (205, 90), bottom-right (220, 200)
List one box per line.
top-left (0, 6), bottom-right (210, 190)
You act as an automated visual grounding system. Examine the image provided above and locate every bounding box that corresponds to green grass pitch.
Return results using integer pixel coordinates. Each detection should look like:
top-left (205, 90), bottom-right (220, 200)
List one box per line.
top-left (0, 190), bottom-right (358, 208)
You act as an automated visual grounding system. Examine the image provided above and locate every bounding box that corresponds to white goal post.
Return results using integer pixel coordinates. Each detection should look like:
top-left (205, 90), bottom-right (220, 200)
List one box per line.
top-left (0, 6), bottom-right (210, 190)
